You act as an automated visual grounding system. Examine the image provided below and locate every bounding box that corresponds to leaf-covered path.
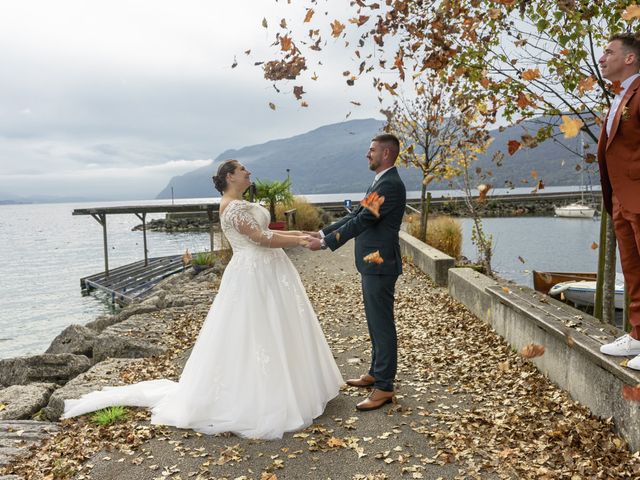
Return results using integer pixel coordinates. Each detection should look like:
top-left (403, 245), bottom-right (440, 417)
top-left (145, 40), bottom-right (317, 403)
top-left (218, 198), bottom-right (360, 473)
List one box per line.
top-left (4, 247), bottom-right (640, 480)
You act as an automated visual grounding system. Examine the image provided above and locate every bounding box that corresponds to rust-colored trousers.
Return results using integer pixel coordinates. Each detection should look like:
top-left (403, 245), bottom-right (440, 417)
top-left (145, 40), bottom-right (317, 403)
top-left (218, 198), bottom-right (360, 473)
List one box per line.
top-left (613, 195), bottom-right (640, 339)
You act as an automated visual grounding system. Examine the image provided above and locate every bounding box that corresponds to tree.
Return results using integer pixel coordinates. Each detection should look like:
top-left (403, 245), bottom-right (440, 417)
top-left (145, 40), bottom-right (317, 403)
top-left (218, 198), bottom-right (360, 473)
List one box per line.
top-left (382, 75), bottom-right (465, 241)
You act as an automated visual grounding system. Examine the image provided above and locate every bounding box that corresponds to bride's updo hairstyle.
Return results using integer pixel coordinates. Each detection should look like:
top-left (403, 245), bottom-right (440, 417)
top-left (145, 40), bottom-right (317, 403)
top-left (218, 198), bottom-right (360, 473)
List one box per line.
top-left (212, 160), bottom-right (239, 194)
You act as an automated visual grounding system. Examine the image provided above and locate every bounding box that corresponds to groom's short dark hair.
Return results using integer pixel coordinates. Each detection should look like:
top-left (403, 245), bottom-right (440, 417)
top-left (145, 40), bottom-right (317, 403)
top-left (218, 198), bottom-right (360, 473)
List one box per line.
top-left (372, 133), bottom-right (400, 153)
top-left (610, 32), bottom-right (640, 66)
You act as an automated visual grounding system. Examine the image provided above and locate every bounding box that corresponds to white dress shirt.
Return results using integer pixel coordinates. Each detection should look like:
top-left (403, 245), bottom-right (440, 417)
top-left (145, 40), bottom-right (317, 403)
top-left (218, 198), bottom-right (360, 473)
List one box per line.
top-left (606, 73), bottom-right (640, 137)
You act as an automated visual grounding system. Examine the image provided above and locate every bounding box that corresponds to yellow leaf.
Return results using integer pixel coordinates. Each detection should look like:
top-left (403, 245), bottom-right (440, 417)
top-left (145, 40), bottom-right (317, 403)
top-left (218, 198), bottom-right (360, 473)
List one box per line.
top-left (622, 5), bottom-right (640, 20)
top-left (559, 115), bottom-right (583, 139)
top-left (0, 403), bottom-right (6, 412)
top-left (303, 9), bottom-right (314, 23)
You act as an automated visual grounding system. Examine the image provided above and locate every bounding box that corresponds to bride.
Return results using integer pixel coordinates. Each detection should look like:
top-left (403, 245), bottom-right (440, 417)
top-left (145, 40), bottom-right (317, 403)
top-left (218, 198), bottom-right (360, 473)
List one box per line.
top-left (63, 160), bottom-right (344, 439)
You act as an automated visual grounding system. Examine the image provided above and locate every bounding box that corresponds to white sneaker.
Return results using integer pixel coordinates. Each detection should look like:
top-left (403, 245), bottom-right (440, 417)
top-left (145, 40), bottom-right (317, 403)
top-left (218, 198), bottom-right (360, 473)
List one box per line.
top-left (600, 334), bottom-right (640, 356)
top-left (628, 355), bottom-right (640, 370)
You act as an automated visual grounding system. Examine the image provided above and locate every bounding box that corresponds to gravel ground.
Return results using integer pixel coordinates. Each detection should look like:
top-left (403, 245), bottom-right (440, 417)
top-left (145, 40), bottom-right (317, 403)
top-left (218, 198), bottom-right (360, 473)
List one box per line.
top-left (4, 245), bottom-right (640, 480)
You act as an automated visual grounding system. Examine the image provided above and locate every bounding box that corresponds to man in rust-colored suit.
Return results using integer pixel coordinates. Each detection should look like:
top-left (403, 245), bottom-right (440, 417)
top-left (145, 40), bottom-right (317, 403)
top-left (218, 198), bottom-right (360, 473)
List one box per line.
top-left (598, 33), bottom-right (640, 368)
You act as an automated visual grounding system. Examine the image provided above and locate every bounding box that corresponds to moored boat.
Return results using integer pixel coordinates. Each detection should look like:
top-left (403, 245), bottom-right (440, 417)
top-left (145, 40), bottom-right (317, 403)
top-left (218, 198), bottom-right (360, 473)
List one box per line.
top-left (532, 270), bottom-right (596, 295)
top-left (554, 203), bottom-right (596, 218)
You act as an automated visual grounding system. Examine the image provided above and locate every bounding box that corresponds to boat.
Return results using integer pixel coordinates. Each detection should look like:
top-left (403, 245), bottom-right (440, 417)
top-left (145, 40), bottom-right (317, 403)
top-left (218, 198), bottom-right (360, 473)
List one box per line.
top-left (549, 280), bottom-right (625, 310)
top-left (532, 270), bottom-right (596, 295)
top-left (554, 203), bottom-right (596, 218)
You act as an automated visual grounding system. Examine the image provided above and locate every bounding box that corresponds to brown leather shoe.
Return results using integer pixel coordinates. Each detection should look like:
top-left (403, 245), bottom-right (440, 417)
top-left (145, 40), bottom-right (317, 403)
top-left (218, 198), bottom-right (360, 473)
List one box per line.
top-left (346, 374), bottom-right (375, 388)
top-left (356, 389), bottom-right (394, 411)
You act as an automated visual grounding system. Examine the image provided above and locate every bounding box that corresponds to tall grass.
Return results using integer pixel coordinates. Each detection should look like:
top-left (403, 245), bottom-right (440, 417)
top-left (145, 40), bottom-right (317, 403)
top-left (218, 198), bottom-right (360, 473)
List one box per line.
top-left (276, 197), bottom-right (323, 231)
top-left (407, 214), bottom-right (462, 259)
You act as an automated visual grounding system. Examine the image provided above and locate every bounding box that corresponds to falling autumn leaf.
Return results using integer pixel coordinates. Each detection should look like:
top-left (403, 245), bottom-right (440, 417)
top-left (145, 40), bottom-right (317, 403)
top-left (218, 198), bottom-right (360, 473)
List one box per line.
top-left (300, 101), bottom-right (309, 107)
top-left (518, 256), bottom-right (525, 263)
top-left (521, 343), bottom-right (545, 359)
top-left (303, 8), bottom-right (315, 23)
top-left (477, 184), bottom-right (492, 202)
top-left (591, 241), bottom-right (598, 250)
top-left (537, 179), bottom-right (545, 190)
top-left (622, 5), bottom-right (640, 20)
top-left (331, 20), bottom-right (346, 37)
top-left (585, 153), bottom-right (596, 164)
top-left (559, 115), bottom-right (583, 139)
top-left (363, 250), bottom-right (384, 264)
top-left (293, 85), bottom-right (305, 99)
top-left (280, 18), bottom-right (287, 29)
top-left (522, 68), bottom-right (541, 81)
top-left (231, 56), bottom-right (238, 69)
top-left (280, 35), bottom-right (293, 52)
top-left (361, 191), bottom-right (385, 217)
top-left (261, 17), bottom-right (268, 28)
top-left (269, 102), bottom-right (276, 110)
top-left (531, 169), bottom-right (538, 179)
top-left (181, 249), bottom-right (192, 266)
top-left (311, 72), bottom-right (318, 81)
top-left (508, 140), bottom-right (521, 155)
top-left (578, 76), bottom-right (596, 94)
top-left (622, 384), bottom-right (640, 402)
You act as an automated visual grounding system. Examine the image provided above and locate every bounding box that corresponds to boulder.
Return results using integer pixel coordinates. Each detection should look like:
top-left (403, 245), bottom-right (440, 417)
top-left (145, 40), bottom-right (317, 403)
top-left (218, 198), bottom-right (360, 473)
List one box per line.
top-left (0, 420), bottom-right (59, 468)
top-left (44, 358), bottom-right (142, 421)
top-left (0, 354), bottom-right (91, 387)
top-left (92, 334), bottom-right (165, 363)
top-left (45, 324), bottom-right (97, 357)
top-left (0, 383), bottom-right (57, 420)
top-left (84, 304), bottom-right (161, 332)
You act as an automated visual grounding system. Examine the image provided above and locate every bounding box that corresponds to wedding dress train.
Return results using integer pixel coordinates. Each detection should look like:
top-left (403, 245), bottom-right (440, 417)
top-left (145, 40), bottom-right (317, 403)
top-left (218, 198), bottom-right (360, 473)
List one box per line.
top-left (63, 200), bottom-right (343, 439)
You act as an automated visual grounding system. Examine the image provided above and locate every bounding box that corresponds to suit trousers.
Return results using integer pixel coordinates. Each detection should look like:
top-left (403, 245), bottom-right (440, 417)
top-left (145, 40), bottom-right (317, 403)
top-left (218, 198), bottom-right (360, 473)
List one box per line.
top-left (361, 273), bottom-right (398, 392)
top-left (613, 195), bottom-right (640, 339)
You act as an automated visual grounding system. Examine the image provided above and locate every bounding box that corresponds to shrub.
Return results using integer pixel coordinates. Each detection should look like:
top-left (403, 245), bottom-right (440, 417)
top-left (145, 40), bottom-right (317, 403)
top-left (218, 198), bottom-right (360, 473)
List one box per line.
top-left (276, 197), bottom-right (323, 231)
top-left (192, 251), bottom-right (216, 266)
top-left (407, 214), bottom-right (462, 259)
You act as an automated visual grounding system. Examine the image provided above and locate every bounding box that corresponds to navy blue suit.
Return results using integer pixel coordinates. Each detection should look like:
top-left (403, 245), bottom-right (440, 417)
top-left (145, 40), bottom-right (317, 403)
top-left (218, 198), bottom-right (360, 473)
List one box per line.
top-left (323, 167), bottom-right (407, 391)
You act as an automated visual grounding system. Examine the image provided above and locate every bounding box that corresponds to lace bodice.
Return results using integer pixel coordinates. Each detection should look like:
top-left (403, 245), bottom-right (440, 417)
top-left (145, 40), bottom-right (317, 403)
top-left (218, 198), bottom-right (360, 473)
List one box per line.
top-left (220, 200), bottom-right (274, 252)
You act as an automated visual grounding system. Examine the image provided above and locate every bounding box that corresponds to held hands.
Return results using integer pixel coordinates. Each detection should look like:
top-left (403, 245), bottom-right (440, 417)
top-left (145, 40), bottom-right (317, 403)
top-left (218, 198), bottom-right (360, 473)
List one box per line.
top-left (306, 237), bottom-right (323, 251)
top-left (297, 234), bottom-right (313, 247)
top-left (303, 230), bottom-right (321, 239)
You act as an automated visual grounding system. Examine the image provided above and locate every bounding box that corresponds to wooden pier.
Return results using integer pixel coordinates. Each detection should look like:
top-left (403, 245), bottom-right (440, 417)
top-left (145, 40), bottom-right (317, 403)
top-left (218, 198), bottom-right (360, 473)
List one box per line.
top-left (80, 254), bottom-right (185, 306)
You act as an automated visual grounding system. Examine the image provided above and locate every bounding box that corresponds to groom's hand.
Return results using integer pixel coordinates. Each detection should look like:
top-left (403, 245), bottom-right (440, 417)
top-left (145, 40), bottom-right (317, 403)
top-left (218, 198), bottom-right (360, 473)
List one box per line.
top-left (307, 237), bottom-right (323, 251)
top-left (303, 230), bottom-right (321, 239)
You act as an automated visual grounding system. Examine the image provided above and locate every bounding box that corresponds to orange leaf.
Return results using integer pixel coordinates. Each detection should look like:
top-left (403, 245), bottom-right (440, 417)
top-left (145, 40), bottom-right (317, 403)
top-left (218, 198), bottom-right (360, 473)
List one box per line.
top-left (517, 91), bottom-right (534, 109)
top-left (578, 76), bottom-right (596, 94)
top-left (531, 169), bottom-right (538, 179)
top-left (501, 286), bottom-right (511, 294)
top-left (363, 250), bottom-right (384, 264)
top-left (508, 140), bottom-right (521, 155)
top-left (559, 115), bottom-right (583, 139)
top-left (349, 15), bottom-right (370, 26)
top-left (585, 153), bottom-right (596, 164)
top-left (622, 5), bottom-right (640, 20)
top-left (610, 81), bottom-right (624, 95)
top-left (361, 191), bottom-right (385, 217)
top-left (591, 241), bottom-right (598, 250)
top-left (304, 9), bottom-right (315, 23)
top-left (522, 68), bottom-right (541, 81)
top-left (537, 179), bottom-right (545, 190)
top-left (478, 184), bottom-right (492, 202)
top-left (622, 384), bottom-right (640, 401)
top-left (521, 343), bottom-right (545, 359)
top-left (280, 35), bottom-right (293, 52)
top-left (331, 20), bottom-right (346, 38)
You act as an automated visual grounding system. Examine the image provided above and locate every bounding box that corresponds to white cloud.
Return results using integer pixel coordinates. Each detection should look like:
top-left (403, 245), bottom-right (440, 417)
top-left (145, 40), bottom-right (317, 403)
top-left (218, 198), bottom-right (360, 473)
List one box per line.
top-left (0, 0), bottom-right (385, 200)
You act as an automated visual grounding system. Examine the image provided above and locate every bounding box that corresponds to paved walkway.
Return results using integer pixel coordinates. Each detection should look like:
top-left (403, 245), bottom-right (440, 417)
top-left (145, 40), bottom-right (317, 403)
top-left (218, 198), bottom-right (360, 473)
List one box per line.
top-left (4, 246), bottom-right (640, 479)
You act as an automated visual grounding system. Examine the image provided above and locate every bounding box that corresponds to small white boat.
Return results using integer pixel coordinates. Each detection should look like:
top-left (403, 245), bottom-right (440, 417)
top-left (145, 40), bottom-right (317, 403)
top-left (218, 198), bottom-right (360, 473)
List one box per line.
top-left (549, 280), bottom-right (625, 309)
top-left (554, 203), bottom-right (596, 218)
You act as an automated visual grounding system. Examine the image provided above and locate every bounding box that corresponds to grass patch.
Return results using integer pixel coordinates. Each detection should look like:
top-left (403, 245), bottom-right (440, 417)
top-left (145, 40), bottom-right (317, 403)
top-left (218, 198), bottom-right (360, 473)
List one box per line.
top-left (276, 197), bottom-right (323, 231)
top-left (91, 406), bottom-right (128, 425)
top-left (406, 214), bottom-right (462, 259)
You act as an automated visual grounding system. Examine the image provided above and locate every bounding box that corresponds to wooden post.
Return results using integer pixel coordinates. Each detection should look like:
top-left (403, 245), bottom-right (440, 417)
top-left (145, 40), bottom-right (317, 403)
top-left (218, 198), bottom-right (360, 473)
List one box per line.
top-left (135, 212), bottom-right (148, 265)
top-left (594, 204), bottom-right (607, 319)
top-left (91, 213), bottom-right (109, 277)
top-left (207, 208), bottom-right (215, 252)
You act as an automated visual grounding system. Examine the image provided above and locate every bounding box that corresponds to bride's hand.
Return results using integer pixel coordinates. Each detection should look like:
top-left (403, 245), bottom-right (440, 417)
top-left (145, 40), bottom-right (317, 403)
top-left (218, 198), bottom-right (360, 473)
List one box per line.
top-left (298, 235), bottom-right (313, 247)
top-left (303, 230), bottom-right (321, 239)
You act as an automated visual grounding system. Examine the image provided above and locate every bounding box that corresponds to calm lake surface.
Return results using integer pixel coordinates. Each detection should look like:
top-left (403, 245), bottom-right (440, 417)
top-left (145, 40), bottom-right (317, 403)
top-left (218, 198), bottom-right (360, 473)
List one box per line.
top-left (0, 188), bottom-right (618, 360)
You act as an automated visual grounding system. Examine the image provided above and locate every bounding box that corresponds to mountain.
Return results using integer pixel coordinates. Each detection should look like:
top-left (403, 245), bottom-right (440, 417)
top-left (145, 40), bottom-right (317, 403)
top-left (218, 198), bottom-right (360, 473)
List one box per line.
top-left (156, 117), bottom-right (600, 199)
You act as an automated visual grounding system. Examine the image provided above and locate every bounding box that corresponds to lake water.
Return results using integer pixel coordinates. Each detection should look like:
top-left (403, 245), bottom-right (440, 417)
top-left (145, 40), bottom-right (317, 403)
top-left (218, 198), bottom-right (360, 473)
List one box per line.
top-left (0, 188), bottom-right (619, 360)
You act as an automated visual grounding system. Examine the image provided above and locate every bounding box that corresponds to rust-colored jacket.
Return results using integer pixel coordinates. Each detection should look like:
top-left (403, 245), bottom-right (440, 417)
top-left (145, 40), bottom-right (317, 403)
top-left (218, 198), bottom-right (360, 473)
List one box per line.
top-left (598, 76), bottom-right (640, 215)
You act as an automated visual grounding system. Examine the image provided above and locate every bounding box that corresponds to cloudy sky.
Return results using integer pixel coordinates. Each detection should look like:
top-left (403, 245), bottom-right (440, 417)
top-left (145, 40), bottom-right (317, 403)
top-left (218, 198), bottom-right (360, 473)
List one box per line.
top-left (0, 1), bottom-right (383, 201)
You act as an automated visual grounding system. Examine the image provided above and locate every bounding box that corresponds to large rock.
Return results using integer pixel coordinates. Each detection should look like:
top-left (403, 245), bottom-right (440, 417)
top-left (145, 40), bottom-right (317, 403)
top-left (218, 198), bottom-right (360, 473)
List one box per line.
top-left (0, 354), bottom-right (91, 387)
top-left (84, 304), bottom-right (161, 332)
top-left (0, 420), bottom-right (59, 468)
top-left (0, 384), bottom-right (57, 420)
top-left (45, 324), bottom-right (97, 357)
top-left (44, 358), bottom-right (141, 421)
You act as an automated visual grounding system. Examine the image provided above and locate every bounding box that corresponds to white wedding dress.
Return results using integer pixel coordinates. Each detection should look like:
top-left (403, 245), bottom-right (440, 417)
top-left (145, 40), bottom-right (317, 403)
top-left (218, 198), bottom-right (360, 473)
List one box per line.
top-left (63, 200), bottom-right (343, 439)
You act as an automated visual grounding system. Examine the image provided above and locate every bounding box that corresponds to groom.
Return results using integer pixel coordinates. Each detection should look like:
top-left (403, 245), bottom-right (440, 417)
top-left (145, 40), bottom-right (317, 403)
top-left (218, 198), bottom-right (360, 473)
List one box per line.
top-left (308, 133), bottom-right (407, 411)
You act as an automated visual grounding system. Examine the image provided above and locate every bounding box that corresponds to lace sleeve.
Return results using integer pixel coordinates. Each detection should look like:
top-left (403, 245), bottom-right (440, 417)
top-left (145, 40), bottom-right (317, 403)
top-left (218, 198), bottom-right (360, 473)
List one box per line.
top-left (226, 201), bottom-right (274, 247)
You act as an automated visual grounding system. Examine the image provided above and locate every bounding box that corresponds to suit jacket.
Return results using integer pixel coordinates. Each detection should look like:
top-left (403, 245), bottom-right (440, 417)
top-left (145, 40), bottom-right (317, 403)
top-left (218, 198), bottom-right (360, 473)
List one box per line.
top-left (322, 167), bottom-right (407, 275)
top-left (598, 76), bottom-right (640, 215)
